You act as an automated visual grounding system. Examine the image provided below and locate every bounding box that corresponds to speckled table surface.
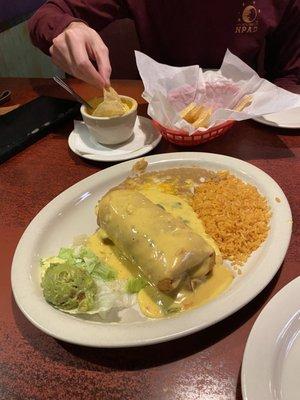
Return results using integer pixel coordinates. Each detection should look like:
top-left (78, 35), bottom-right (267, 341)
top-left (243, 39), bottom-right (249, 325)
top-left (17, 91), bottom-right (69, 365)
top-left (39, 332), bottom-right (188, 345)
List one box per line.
top-left (1, 78), bottom-right (299, 400)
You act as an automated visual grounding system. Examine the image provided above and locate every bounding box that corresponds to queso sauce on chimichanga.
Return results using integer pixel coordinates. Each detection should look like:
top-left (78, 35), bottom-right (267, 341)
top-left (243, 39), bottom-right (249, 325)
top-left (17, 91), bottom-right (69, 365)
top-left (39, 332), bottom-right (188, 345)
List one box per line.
top-left (87, 188), bottom-right (233, 318)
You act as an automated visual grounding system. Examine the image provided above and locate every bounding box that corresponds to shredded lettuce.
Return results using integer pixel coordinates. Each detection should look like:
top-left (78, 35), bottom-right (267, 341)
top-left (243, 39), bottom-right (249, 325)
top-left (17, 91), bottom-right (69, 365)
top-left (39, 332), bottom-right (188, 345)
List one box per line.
top-left (91, 263), bottom-right (116, 281)
top-left (43, 245), bottom-right (117, 281)
top-left (58, 247), bottom-right (75, 261)
top-left (40, 245), bottom-right (135, 319)
top-left (54, 279), bottom-right (136, 317)
top-left (126, 276), bottom-right (148, 293)
top-left (93, 280), bottom-right (135, 319)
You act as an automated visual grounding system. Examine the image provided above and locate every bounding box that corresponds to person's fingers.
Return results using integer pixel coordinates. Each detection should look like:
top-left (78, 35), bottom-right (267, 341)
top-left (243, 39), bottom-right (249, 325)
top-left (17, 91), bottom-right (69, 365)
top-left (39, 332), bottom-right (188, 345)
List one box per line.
top-left (65, 30), bottom-right (105, 88)
top-left (51, 24), bottom-right (111, 89)
top-left (51, 36), bottom-right (74, 75)
top-left (88, 39), bottom-right (112, 87)
top-left (50, 48), bottom-right (70, 74)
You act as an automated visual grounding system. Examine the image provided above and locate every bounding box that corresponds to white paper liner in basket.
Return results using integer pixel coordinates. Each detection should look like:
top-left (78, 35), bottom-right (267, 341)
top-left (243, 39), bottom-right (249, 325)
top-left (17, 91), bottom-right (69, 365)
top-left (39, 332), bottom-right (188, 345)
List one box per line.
top-left (135, 49), bottom-right (300, 135)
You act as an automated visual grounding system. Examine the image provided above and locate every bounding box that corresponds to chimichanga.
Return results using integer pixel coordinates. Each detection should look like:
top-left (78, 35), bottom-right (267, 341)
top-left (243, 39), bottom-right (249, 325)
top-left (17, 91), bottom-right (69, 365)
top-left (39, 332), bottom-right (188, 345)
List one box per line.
top-left (97, 189), bottom-right (215, 292)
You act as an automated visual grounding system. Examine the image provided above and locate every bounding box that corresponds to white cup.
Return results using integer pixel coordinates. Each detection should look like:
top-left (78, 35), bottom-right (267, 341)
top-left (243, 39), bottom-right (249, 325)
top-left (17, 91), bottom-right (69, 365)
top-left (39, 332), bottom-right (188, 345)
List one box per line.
top-left (80, 95), bottom-right (137, 145)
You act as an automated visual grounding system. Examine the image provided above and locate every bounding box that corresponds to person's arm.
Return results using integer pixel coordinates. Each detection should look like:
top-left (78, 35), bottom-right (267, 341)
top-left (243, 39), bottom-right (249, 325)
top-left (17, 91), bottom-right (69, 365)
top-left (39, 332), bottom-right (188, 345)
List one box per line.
top-left (264, 0), bottom-right (300, 94)
top-left (28, 0), bottom-right (130, 87)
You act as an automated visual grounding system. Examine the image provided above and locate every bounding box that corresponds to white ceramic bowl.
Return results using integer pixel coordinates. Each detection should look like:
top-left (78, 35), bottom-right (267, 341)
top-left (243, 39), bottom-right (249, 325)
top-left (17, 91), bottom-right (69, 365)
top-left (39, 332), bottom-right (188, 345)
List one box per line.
top-left (80, 96), bottom-right (137, 145)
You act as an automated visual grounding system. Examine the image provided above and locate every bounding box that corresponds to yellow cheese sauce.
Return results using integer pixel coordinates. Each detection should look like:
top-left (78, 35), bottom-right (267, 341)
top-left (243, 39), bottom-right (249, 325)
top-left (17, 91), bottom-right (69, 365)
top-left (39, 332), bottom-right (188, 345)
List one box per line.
top-left (87, 96), bottom-right (131, 117)
top-left (87, 188), bottom-right (233, 318)
top-left (138, 264), bottom-right (232, 318)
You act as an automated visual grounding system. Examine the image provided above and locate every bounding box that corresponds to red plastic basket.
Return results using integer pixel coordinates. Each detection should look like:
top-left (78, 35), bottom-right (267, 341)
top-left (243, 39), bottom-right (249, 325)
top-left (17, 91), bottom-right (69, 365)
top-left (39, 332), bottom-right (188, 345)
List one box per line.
top-left (152, 120), bottom-right (235, 147)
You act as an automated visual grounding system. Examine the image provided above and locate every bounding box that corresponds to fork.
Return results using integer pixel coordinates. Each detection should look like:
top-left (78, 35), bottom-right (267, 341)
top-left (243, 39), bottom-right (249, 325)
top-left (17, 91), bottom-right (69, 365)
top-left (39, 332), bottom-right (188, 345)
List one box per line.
top-left (53, 76), bottom-right (93, 110)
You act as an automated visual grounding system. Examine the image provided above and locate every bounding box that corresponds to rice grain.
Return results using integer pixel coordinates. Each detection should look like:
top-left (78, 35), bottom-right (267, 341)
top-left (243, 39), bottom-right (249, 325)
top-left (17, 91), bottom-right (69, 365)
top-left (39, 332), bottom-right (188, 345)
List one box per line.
top-left (192, 171), bottom-right (271, 265)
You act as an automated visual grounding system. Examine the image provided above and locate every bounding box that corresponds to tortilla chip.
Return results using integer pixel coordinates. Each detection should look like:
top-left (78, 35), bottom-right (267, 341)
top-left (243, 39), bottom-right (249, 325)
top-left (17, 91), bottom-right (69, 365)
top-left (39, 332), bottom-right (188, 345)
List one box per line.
top-left (104, 87), bottom-right (120, 102)
top-left (234, 95), bottom-right (252, 112)
top-left (180, 102), bottom-right (197, 120)
top-left (187, 104), bottom-right (206, 123)
top-left (180, 101), bottom-right (213, 128)
top-left (192, 107), bottom-right (212, 128)
top-left (92, 87), bottom-right (128, 117)
top-left (93, 100), bottom-right (128, 117)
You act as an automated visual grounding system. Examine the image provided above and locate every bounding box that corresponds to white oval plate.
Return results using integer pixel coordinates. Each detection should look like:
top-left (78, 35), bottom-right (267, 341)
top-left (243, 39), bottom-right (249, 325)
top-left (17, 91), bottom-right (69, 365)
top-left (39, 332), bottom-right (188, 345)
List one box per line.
top-left (11, 153), bottom-right (292, 347)
top-left (68, 116), bottom-right (161, 162)
top-left (253, 107), bottom-right (300, 129)
top-left (242, 276), bottom-right (300, 400)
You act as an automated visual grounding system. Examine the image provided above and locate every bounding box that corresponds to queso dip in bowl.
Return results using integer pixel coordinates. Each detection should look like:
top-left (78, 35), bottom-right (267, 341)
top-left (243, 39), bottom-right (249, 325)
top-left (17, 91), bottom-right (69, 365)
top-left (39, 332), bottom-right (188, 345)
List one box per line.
top-left (80, 96), bottom-right (137, 145)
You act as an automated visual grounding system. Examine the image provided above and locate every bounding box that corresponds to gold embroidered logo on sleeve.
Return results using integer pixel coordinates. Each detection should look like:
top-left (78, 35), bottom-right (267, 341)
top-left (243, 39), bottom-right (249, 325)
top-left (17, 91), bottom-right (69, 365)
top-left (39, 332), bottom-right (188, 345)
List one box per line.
top-left (235, 1), bottom-right (260, 34)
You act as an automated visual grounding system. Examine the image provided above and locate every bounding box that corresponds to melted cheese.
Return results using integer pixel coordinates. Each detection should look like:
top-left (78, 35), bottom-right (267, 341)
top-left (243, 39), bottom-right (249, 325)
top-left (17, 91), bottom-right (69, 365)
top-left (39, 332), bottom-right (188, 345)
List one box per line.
top-left (87, 188), bottom-right (233, 318)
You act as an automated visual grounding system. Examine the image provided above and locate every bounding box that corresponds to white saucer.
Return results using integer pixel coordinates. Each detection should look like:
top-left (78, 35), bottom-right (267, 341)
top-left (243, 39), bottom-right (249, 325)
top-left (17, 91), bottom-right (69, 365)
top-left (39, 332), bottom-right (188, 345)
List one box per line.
top-left (68, 116), bottom-right (162, 162)
top-left (253, 107), bottom-right (300, 129)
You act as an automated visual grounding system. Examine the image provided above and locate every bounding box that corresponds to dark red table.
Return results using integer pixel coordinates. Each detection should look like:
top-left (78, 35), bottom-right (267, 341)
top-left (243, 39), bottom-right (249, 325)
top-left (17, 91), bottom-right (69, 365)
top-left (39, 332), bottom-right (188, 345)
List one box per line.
top-left (1, 77), bottom-right (299, 400)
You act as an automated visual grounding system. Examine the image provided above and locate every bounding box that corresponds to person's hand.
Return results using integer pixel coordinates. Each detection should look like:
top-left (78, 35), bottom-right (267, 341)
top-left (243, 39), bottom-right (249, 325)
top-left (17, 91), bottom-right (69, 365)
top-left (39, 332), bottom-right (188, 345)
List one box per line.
top-left (50, 22), bottom-right (111, 88)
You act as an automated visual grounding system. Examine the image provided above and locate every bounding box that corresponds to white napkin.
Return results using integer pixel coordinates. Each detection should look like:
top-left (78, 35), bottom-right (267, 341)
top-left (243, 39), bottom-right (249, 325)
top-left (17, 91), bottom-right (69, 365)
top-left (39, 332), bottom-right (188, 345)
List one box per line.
top-left (135, 49), bottom-right (300, 134)
top-left (73, 117), bottom-right (157, 156)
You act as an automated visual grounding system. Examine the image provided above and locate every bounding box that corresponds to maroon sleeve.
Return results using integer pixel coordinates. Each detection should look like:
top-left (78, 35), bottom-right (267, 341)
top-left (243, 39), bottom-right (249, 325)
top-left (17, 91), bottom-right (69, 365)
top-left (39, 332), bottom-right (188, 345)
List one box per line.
top-left (264, 0), bottom-right (300, 94)
top-left (28, 0), bottom-right (130, 55)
